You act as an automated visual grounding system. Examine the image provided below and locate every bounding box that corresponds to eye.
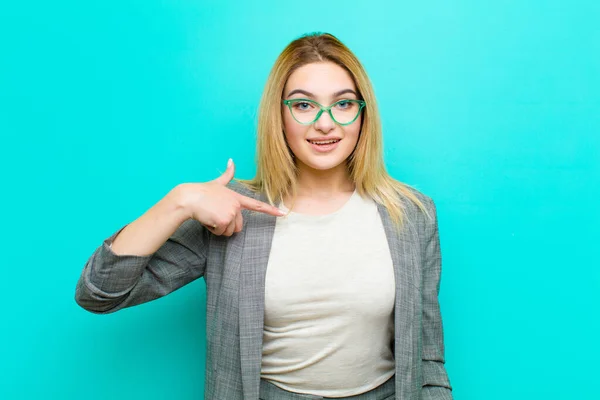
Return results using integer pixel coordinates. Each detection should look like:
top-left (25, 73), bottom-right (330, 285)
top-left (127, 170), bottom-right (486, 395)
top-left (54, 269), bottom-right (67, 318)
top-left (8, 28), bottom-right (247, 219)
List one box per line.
top-left (335, 100), bottom-right (355, 110)
top-left (291, 101), bottom-right (313, 111)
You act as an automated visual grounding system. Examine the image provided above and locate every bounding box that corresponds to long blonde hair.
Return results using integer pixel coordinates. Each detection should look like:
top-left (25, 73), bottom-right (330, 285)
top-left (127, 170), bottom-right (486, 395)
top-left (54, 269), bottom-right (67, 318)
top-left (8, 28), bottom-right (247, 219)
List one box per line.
top-left (241, 32), bottom-right (429, 227)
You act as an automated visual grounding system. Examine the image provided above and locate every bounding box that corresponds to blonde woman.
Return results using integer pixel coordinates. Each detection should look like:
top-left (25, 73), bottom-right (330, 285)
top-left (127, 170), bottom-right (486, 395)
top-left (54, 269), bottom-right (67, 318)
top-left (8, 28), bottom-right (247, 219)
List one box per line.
top-left (75, 33), bottom-right (453, 400)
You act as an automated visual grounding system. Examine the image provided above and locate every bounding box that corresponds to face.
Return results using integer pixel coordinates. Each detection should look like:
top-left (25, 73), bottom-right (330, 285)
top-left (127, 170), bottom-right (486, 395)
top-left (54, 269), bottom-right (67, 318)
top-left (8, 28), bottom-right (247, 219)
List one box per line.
top-left (282, 62), bottom-right (362, 173)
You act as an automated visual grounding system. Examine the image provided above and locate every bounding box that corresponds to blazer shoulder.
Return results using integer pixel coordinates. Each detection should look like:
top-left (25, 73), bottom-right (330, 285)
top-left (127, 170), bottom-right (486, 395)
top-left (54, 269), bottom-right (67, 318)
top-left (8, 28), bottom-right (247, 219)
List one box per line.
top-left (399, 183), bottom-right (436, 219)
top-left (226, 179), bottom-right (258, 198)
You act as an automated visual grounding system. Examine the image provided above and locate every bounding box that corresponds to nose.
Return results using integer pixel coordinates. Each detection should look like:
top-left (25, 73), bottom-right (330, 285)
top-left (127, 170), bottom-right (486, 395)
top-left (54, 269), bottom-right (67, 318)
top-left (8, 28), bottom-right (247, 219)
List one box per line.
top-left (313, 110), bottom-right (336, 133)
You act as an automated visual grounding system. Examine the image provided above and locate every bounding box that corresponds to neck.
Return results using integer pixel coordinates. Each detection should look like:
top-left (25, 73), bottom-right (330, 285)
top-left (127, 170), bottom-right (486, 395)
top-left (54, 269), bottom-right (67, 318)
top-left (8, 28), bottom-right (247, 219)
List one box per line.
top-left (295, 161), bottom-right (355, 198)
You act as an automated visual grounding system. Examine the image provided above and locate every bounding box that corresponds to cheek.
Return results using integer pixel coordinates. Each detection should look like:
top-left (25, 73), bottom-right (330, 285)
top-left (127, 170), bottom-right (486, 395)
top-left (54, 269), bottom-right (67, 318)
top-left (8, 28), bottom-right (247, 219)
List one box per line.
top-left (283, 113), bottom-right (306, 147)
top-left (345, 118), bottom-right (362, 146)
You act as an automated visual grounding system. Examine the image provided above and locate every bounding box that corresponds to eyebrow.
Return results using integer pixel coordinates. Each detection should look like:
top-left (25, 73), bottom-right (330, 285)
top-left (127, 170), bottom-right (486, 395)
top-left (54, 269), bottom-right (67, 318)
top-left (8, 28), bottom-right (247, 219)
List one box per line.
top-left (286, 88), bottom-right (358, 98)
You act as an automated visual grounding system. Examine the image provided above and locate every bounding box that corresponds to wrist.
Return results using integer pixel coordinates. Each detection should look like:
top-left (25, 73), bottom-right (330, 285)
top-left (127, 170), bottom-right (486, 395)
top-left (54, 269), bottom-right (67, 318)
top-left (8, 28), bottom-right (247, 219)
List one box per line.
top-left (168, 184), bottom-right (194, 222)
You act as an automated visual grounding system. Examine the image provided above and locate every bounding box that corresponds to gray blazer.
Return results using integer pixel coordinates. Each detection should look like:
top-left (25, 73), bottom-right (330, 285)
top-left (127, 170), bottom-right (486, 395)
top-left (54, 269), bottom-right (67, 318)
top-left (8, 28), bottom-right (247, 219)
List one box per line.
top-left (75, 182), bottom-right (453, 400)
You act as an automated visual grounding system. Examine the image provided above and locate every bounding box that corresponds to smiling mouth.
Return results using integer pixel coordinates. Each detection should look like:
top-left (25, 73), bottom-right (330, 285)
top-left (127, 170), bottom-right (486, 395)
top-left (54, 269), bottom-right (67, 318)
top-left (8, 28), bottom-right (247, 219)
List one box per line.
top-left (306, 139), bottom-right (341, 145)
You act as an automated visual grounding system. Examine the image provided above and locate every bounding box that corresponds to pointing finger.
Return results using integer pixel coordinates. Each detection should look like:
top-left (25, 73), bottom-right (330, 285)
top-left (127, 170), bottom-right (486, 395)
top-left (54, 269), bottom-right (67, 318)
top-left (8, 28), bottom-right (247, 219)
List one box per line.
top-left (237, 194), bottom-right (286, 217)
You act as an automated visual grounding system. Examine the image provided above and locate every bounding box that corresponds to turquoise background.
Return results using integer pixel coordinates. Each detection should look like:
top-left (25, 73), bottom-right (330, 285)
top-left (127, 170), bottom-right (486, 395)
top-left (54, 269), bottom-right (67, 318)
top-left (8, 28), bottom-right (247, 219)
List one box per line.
top-left (1, 1), bottom-right (598, 399)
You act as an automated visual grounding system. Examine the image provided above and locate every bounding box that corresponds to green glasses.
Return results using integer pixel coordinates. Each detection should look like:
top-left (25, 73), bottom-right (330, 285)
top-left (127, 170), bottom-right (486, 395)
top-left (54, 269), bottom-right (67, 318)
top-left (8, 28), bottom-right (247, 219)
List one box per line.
top-left (282, 98), bottom-right (366, 126)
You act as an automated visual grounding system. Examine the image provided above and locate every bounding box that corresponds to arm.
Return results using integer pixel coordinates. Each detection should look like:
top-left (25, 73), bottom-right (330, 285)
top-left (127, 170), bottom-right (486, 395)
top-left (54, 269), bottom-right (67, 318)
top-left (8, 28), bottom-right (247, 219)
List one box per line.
top-left (74, 160), bottom-right (284, 315)
top-left (74, 186), bottom-right (209, 314)
top-left (420, 197), bottom-right (453, 400)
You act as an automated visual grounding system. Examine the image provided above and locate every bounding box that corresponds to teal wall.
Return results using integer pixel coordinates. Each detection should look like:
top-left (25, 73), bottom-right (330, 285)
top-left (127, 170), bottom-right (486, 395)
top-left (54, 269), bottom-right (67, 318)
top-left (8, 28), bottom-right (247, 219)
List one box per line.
top-left (1, 1), bottom-right (598, 399)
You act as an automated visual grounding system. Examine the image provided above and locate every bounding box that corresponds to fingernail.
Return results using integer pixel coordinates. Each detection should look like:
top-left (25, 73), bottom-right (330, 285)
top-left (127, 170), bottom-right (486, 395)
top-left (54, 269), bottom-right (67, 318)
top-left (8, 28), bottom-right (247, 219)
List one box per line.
top-left (227, 158), bottom-right (233, 167)
top-left (278, 209), bottom-right (287, 216)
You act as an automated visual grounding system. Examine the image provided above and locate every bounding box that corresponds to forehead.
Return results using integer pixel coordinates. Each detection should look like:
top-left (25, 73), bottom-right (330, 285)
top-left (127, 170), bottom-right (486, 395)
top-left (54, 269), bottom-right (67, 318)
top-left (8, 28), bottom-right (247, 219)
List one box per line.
top-left (285, 62), bottom-right (356, 94)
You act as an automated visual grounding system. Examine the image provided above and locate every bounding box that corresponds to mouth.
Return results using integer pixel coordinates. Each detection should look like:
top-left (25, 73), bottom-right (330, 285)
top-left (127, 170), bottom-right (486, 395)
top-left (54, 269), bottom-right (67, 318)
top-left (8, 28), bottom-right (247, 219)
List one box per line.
top-left (306, 138), bottom-right (342, 153)
top-left (306, 138), bottom-right (341, 146)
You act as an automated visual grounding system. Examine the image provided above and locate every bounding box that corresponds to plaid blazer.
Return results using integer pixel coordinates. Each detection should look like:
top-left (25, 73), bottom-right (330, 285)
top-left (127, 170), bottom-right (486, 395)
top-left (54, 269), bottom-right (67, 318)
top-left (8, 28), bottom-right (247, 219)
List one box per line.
top-left (75, 182), bottom-right (453, 400)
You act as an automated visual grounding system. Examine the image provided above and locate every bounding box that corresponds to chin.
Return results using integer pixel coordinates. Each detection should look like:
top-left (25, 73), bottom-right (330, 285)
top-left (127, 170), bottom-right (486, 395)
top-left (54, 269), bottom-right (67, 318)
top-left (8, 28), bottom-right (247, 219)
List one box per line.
top-left (300, 157), bottom-right (349, 172)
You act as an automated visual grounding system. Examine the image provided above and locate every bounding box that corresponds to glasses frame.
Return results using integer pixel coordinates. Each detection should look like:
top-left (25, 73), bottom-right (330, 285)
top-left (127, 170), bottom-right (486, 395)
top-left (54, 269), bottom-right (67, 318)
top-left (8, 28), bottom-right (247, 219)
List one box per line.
top-left (282, 98), bottom-right (366, 126)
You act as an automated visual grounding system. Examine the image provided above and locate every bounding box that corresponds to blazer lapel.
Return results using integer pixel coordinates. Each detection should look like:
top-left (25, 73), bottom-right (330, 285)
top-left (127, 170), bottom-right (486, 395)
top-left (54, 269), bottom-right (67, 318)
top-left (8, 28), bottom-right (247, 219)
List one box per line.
top-left (238, 192), bottom-right (277, 400)
top-left (377, 204), bottom-right (421, 400)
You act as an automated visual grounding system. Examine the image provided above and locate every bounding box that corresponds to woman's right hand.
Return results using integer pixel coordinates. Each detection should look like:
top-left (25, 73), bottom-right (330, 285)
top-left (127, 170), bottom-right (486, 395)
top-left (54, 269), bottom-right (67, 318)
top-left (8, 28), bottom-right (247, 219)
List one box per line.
top-left (106, 159), bottom-right (283, 257)
top-left (176, 159), bottom-right (286, 236)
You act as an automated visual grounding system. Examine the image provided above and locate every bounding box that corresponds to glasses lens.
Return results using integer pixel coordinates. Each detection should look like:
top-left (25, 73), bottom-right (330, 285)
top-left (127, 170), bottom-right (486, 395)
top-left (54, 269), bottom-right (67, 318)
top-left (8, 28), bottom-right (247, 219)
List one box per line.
top-left (330, 100), bottom-right (361, 124)
top-left (288, 100), bottom-right (320, 124)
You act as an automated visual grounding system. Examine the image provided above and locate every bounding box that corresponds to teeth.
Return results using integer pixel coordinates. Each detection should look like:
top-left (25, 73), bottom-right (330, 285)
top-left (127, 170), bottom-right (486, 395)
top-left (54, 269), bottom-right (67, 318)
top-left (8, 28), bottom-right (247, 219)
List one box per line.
top-left (309, 139), bottom-right (339, 145)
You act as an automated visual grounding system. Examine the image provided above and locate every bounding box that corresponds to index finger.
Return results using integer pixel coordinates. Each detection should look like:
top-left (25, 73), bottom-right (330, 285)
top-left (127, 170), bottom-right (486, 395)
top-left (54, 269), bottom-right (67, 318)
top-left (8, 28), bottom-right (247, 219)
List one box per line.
top-left (237, 194), bottom-right (286, 217)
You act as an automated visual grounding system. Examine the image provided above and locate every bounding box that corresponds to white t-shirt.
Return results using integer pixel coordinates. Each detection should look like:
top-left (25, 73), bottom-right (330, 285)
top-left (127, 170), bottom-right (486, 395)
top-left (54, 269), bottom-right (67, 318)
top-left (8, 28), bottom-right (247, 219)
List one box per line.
top-left (260, 190), bottom-right (396, 397)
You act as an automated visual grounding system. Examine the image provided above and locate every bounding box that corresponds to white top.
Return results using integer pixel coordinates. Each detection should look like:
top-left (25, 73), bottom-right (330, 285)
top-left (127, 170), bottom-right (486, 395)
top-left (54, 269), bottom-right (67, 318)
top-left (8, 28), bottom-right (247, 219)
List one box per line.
top-left (260, 190), bottom-right (396, 397)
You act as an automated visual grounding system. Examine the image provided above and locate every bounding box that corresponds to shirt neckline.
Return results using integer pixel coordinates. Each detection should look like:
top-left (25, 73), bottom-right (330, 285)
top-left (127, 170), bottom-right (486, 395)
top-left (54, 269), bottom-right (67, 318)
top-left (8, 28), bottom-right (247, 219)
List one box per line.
top-left (278, 189), bottom-right (358, 219)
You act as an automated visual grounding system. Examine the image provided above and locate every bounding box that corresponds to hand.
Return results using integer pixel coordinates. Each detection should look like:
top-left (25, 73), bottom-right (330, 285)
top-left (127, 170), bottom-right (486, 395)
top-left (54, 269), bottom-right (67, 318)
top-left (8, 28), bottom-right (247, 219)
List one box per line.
top-left (176, 159), bottom-right (285, 236)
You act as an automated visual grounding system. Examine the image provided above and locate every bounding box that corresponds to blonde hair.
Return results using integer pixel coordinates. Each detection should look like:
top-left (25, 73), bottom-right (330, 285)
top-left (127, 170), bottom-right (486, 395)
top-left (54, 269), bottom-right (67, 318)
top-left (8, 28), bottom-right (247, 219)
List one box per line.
top-left (241, 32), bottom-right (429, 227)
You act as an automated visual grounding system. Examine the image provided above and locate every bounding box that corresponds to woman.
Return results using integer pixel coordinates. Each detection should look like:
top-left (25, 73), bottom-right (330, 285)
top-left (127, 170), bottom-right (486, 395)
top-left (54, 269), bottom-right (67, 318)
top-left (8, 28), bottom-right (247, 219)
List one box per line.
top-left (75, 33), bottom-right (453, 400)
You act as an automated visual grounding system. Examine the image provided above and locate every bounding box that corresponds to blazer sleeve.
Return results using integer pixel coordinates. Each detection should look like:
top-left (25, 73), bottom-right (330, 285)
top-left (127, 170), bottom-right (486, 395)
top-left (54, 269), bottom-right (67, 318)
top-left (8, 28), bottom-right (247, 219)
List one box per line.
top-left (75, 218), bottom-right (208, 314)
top-left (420, 197), bottom-right (453, 399)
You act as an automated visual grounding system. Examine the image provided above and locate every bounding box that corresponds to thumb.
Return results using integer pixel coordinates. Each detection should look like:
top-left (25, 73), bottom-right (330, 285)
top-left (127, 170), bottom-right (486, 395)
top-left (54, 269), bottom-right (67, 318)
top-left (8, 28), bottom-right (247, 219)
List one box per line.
top-left (214, 158), bottom-right (235, 185)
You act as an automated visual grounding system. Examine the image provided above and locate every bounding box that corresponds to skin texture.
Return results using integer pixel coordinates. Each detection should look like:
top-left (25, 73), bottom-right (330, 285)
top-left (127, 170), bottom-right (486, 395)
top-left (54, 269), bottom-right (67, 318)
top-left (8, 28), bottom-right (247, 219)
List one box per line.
top-left (282, 62), bottom-right (362, 214)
